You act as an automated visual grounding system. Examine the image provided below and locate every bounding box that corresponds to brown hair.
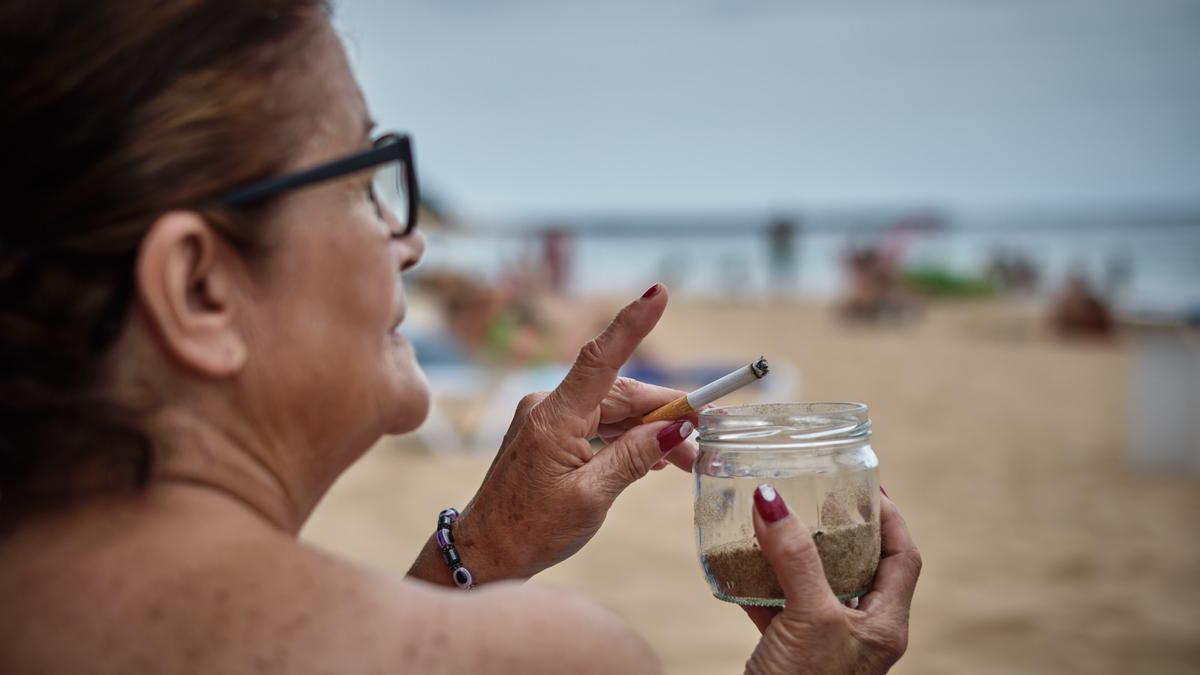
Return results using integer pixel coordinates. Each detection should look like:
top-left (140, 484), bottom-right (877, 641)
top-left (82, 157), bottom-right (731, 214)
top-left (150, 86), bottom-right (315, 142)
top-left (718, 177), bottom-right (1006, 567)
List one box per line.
top-left (0, 0), bottom-right (331, 515)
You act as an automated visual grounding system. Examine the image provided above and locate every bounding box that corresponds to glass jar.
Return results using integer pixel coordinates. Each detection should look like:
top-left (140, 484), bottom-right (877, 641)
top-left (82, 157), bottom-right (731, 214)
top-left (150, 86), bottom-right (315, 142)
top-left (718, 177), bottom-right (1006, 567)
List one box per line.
top-left (695, 402), bottom-right (881, 606)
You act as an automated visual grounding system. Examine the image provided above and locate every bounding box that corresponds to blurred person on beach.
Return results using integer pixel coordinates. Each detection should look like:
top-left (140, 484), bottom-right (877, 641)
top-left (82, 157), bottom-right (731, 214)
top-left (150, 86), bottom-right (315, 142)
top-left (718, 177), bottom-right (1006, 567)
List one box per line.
top-left (838, 221), bottom-right (929, 323)
top-left (0, 2), bottom-right (920, 673)
top-left (1051, 273), bottom-right (1114, 338)
top-left (416, 269), bottom-right (558, 367)
top-left (766, 216), bottom-right (801, 293)
top-left (541, 226), bottom-right (573, 295)
top-left (839, 245), bottom-right (918, 323)
top-left (413, 259), bottom-right (618, 369)
top-left (986, 248), bottom-right (1040, 294)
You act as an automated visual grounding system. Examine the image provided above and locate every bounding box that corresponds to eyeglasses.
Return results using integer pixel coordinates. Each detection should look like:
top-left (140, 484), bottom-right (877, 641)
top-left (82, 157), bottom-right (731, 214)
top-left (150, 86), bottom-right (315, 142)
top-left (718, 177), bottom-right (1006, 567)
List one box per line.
top-left (86, 134), bottom-right (420, 351)
top-left (212, 132), bottom-right (419, 238)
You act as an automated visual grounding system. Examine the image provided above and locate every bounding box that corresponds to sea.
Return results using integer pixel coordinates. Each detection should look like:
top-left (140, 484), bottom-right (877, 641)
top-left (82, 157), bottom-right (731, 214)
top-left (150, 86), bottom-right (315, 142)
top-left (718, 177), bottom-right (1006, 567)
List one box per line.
top-left (419, 212), bottom-right (1200, 316)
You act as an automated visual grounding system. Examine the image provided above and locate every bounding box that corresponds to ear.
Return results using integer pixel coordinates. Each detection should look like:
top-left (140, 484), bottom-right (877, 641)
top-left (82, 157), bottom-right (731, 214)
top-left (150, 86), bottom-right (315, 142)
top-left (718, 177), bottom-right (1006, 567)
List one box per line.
top-left (135, 211), bottom-right (248, 377)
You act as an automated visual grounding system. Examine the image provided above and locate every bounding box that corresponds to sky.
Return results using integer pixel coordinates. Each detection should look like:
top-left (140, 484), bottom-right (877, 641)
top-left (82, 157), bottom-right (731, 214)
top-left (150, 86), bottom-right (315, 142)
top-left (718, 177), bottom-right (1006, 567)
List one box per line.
top-left (335, 0), bottom-right (1200, 222)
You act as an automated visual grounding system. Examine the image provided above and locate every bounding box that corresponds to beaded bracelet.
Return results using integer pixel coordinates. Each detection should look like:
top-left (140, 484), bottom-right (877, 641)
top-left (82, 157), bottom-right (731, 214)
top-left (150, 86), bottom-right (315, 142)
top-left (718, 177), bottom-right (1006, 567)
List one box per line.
top-left (436, 507), bottom-right (474, 590)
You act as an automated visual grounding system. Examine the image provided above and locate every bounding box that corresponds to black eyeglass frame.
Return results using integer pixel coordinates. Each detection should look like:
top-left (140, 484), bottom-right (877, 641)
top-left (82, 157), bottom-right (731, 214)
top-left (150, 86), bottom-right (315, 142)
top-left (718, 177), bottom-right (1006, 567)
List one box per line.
top-left (211, 132), bottom-right (420, 237)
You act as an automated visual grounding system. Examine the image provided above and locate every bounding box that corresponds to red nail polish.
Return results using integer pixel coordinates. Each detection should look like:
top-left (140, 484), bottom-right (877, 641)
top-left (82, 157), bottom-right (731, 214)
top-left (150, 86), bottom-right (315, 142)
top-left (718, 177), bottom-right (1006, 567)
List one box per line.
top-left (754, 484), bottom-right (789, 523)
top-left (642, 283), bottom-right (661, 299)
top-left (656, 420), bottom-right (691, 452)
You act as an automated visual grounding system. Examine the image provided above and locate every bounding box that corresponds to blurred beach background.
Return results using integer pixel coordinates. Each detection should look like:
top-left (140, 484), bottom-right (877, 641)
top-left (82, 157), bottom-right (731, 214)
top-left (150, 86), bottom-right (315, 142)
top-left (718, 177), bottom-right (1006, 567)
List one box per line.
top-left (302, 1), bottom-right (1200, 673)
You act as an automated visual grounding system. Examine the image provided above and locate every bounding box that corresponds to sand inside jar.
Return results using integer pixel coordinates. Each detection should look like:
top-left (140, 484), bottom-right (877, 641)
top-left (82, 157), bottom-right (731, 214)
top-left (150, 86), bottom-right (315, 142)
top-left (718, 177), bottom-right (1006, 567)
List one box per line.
top-left (702, 519), bottom-right (881, 601)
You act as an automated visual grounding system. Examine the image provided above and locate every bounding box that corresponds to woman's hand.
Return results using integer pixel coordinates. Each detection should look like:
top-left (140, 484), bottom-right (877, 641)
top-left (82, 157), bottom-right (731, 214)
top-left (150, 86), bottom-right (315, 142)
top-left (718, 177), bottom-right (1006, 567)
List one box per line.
top-left (742, 487), bottom-right (921, 675)
top-left (409, 284), bottom-right (698, 584)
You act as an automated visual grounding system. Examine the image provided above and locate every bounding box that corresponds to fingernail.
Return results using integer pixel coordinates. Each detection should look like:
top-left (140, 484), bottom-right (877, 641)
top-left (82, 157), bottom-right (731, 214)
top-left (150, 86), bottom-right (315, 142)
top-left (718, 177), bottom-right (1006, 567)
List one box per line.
top-left (880, 485), bottom-right (889, 498)
top-left (656, 420), bottom-right (692, 452)
top-left (641, 283), bottom-right (661, 299)
top-left (754, 483), bottom-right (789, 523)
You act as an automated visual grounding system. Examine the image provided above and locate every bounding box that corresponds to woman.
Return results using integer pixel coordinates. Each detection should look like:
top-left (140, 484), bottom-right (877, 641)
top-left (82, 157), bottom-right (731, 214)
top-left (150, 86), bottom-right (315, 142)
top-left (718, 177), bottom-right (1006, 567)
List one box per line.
top-left (0, 2), bottom-right (921, 673)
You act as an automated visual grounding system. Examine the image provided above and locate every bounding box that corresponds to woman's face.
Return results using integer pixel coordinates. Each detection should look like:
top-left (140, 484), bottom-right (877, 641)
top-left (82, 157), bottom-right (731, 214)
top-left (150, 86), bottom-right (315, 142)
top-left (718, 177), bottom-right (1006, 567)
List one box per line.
top-left (240, 23), bottom-right (429, 458)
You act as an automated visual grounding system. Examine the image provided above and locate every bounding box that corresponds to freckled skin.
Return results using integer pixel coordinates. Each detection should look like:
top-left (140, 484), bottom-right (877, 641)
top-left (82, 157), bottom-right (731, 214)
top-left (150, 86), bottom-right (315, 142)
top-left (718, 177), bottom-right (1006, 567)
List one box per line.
top-left (0, 19), bottom-right (660, 675)
top-left (0, 487), bottom-right (656, 674)
top-left (1, 11), bottom-right (919, 675)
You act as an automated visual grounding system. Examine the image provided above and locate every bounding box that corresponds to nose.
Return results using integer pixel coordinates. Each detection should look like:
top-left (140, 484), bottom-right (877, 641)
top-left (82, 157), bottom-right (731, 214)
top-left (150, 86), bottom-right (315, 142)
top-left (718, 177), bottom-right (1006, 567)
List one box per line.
top-left (396, 228), bottom-right (426, 272)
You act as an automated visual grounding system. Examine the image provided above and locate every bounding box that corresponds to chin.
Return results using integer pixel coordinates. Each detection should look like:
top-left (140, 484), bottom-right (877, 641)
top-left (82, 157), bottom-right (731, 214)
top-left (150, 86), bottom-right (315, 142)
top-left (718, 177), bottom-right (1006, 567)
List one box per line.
top-left (386, 395), bottom-right (430, 435)
top-left (384, 367), bottom-right (431, 435)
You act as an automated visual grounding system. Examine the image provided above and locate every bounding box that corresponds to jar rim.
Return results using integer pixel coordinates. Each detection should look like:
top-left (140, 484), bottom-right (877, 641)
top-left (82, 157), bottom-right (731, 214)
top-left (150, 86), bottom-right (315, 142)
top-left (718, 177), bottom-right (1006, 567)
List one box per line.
top-left (699, 402), bottom-right (868, 421)
top-left (698, 402), bottom-right (871, 448)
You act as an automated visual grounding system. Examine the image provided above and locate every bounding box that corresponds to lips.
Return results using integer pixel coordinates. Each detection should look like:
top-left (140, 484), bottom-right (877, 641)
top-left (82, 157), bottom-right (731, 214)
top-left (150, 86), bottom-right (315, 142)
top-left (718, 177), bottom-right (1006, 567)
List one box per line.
top-left (388, 308), bottom-right (406, 337)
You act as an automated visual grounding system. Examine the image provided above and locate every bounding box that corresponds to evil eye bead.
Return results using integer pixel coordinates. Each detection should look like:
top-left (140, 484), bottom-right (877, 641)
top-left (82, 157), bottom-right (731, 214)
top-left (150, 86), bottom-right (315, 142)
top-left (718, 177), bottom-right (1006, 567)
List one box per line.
top-left (453, 567), bottom-right (474, 590)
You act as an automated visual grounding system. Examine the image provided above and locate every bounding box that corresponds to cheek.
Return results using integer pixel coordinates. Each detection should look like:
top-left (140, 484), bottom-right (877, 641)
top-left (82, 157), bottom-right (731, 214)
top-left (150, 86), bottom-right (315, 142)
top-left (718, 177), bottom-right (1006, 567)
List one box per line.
top-left (254, 229), bottom-right (397, 420)
top-left (257, 202), bottom-right (426, 438)
top-left (317, 228), bottom-right (397, 350)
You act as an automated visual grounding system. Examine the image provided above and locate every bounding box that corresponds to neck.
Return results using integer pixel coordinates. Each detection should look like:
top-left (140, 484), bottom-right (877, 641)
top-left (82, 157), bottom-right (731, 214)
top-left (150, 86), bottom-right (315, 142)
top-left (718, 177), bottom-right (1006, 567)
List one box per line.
top-left (148, 407), bottom-right (307, 533)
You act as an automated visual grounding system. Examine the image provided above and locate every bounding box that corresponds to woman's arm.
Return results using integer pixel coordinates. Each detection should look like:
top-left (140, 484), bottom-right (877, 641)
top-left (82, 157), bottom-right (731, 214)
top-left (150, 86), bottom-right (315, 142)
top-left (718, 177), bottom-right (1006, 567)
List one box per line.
top-left (408, 285), bottom-right (698, 586)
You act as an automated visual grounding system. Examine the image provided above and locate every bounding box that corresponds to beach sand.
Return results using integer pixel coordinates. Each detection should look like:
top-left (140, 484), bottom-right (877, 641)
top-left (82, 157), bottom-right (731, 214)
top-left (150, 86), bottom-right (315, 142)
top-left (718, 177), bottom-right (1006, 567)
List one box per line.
top-left (302, 297), bottom-right (1200, 674)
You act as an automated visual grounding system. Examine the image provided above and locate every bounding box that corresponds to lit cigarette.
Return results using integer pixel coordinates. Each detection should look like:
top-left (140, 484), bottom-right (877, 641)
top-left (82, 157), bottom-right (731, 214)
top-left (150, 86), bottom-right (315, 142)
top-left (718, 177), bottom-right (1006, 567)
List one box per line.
top-left (641, 357), bottom-right (770, 424)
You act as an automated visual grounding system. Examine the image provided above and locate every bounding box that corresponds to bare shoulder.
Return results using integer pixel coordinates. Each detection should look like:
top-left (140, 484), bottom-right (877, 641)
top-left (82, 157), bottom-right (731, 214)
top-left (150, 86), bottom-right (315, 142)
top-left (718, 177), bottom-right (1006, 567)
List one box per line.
top-left (435, 581), bottom-right (663, 675)
top-left (137, 536), bottom-right (661, 675)
top-left (285, 546), bottom-right (662, 675)
top-left (1, 516), bottom-right (660, 674)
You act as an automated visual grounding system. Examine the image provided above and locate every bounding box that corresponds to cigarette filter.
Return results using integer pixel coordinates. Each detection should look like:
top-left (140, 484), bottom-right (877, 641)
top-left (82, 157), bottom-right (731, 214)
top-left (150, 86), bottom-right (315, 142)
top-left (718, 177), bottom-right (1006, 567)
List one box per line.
top-left (641, 357), bottom-right (769, 424)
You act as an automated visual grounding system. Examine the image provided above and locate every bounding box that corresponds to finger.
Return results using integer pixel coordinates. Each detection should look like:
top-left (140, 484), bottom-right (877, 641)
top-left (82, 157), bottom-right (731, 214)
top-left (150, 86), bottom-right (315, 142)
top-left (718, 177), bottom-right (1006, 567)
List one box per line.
top-left (596, 407), bottom-right (699, 442)
top-left (597, 420), bottom-right (642, 440)
top-left (664, 439), bottom-right (698, 473)
top-left (549, 285), bottom-right (668, 419)
top-left (742, 605), bottom-right (781, 635)
top-left (598, 378), bottom-right (690, 425)
top-left (602, 427), bottom-right (697, 473)
top-left (751, 484), bottom-right (841, 611)
top-left (597, 426), bottom-right (624, 443)
top-left (857, 493), bottom-right (921, 618)
top-left (597, 416), bottom-right (672, 440)
top-left (587, 419), bottom-right (693, 494)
